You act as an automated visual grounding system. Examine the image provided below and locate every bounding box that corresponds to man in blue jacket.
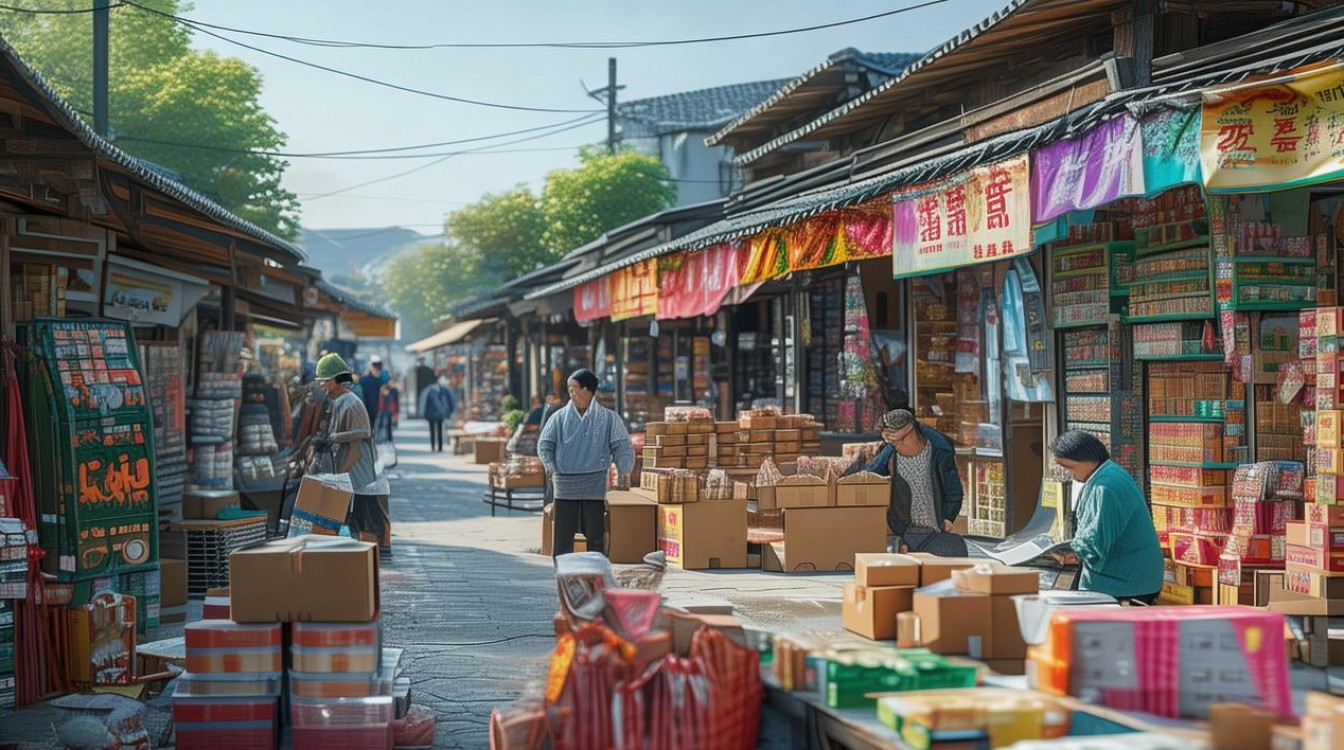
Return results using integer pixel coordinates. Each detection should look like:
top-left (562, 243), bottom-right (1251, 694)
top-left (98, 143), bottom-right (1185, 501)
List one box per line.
top-left (860, 409), bottom-right (965, 553)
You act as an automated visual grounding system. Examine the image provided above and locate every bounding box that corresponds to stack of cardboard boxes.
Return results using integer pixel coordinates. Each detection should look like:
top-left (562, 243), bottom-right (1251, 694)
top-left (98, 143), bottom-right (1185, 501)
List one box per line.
top-left (642, 418), bottom-right (714, 470)
top-left (755, 467), bottom-right (890, 574)
top-left (840, 554), bottom-right (1035, 675)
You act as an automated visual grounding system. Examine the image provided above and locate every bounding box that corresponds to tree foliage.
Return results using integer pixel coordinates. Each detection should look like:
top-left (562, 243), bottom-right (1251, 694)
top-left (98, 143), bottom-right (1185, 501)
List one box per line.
top-left (380, 242), bottom-right (489, 343)
top-left (541, 145), bottom-right (677, 255)
top-left (0, 0), bottom-right (301, 239)
top-left (446, 186), bottom-right (550, 281)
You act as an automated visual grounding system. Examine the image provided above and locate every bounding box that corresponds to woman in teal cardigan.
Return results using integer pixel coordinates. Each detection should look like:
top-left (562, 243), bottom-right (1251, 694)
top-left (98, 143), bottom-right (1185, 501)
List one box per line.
top-left (1049, 430), bottom-right (1164, 603)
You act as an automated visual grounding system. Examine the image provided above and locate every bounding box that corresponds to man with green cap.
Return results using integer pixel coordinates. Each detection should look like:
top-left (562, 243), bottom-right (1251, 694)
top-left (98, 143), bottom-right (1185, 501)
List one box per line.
top-left (311, 353), bottom-right (390, 549)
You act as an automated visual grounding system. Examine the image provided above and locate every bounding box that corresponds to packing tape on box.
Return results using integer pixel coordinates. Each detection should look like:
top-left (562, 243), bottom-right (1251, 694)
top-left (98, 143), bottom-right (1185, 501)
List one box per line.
top-left (291, 508), bottom-right (345, 534)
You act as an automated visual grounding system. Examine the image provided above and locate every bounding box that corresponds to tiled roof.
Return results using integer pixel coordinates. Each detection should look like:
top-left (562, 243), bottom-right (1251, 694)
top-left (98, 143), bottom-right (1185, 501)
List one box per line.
top-left (618, 79), bottom-right (790, 135)
top-left (0, 36), bottom-right (305, 263)
top-left (707, 48), bottom-right (921, 147)
top-left (316, 279), bottom-right (396, 321)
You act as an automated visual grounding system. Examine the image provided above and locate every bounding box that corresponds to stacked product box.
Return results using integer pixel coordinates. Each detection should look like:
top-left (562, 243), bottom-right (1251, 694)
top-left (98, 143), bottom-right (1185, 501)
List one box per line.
top-left (0, 599), bottom-right (13, 709)
top-left (1215, 462), bottom-right (1302, 606)
top-left (289, 619), bottom-right (397, 750)
top-left (174, 620), bottom-right (283, 750)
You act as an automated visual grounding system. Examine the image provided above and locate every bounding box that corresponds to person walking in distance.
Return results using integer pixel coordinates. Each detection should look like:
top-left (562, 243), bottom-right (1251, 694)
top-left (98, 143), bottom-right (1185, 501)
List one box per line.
top-left (359, 355), bottom-right (389, 423)
top-left (309, 354), bottom-right (391, 553)
top-left (538, 369), bottom-right (634, 557)
top-left (420, 376), bottom-right (455, 452)
top-left (413, 357), bottom-right (435, 416)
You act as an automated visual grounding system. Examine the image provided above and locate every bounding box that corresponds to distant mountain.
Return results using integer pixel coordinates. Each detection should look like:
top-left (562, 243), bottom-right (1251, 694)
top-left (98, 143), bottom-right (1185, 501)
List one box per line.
top-left (300, 227), bottom-right (442, 278)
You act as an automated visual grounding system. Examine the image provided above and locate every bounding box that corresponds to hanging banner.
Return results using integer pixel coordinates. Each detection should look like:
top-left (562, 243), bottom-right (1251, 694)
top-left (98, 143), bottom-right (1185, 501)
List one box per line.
top-left (1201, 62), bottom-right (1344, 192)
top-left (574, 276), bottom-right (610, 323)
top-left (657, 242), bottom-right (742, 320)
top-left (892, 154), bottom-right (1032, 279)
top-left (739, 229), bottom-right (789, 285)
top-left (1140, 106), bottom-right (1203, 195)
top-left (609, 258), bottom-right (660, 321)
top-left (1031, 114), bottom-right (1144, 224)
top-left (102, 256), bottom-right (208, 327)
top-left (843, 205), bottom-right (894, 258)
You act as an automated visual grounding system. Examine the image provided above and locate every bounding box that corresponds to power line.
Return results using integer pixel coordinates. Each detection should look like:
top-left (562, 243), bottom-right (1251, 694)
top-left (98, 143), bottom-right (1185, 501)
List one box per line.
top-left (114, 113), bottom-right (602, 158)
top-left (120, 6), bottom-right (602, 113)
top-left (116, 139), bottom-right (596, 160)
top-left (120, 0), bottom-right (950, 50)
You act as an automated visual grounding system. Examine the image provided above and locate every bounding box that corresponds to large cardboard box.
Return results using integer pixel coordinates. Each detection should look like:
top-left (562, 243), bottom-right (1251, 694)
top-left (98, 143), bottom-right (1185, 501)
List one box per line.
top-left (854, 553), bottom-right (920, 587)
top-left (606, 490), bottom-right (658, 564)
top-left (229, 536), bottom-right (379, 623)
top-left (954, 566), bottom-right (1040, 596)
top-left (834, 476), bottom-right (889, 507)
top-left (842, 583), bottom-right (913, 641)
top-left (986, 596), bottom-right (1028, 659)
top-left (763, 506), bottom-right (888, 574)
top-left (657, 499), bottom-right (747, 570)
top-left (474, 437), bottom-right (507, 465)
top-left (774, 477), bottom-right (832, 509)
top-left (911, 588), bottom-right (992, 656)
top-left (290, 477), bottom-right (354, 536)
top-left (908, 554), bottom-right (985, 586)
top-left (182, 491), bottom-right (241, 520)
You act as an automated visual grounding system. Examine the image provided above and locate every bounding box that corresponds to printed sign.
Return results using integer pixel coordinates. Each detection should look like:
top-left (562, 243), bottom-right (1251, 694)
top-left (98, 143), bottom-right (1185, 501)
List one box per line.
top-left (893, 155), bottom-right (1032, 278)
top-left (1031, 114), bottom-right (1144, 224)
top-left (574, 276), bottom-right (611, 324)
top-left (1201, 62), bottom-right (1344, 192)
top-left (657, 242), bottom-right (742, 320)
top-left (609, 259), bottom-right (659, 321)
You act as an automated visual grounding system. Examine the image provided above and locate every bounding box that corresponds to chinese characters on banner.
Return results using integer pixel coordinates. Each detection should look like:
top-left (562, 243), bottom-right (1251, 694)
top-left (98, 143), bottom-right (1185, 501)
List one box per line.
top-left (892, 154), bottom-right (1032, 279)
top-left (1031, 114), bottom-right (1145, 224)
top-left (609, 258), bottom-right (660, 321)
top-left (657, 242), bottom-right (743, 320)
top-left (573, 276), bottom-right (610, 323)
top-left (1201, 62), bottom-right (1344, 192)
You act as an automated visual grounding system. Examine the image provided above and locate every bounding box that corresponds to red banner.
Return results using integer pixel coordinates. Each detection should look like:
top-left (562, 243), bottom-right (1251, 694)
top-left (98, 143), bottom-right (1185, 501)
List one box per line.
top-left (574, 276), bottom-right (610, 323)
top-left (657, 242), bottom-right (742, 320)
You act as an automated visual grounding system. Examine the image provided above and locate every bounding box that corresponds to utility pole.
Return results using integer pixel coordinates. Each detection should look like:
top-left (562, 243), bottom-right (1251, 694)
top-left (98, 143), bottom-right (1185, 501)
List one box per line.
top-left (93, 0), bottom-right (109, 137)
top-left (606, 57), bottom-right (617, 154)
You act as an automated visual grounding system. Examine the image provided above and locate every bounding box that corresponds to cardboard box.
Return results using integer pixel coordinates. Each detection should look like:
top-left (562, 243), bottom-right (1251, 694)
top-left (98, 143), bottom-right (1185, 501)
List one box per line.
top-left (987, 596), bottom-right (1028, 659)
top-left (1209, 703), bottom-right (1276, 750)
top-left (907, 554), bottom-right (985, 586)
top-left (774, 477), bottom-right (832, 508)
top-left (541, 503), bottom-right (553, 556)
top-left (982, 658), bottom-right (1026, 676)
top-left (290, 477), bottom-right (354, 536)
top-left (606, 490), bottom-right (658, 564)
top-left (911, 588), bottom-right (991, 656)
top-left (841, 583), bottom-right (913, 641)
top-left (834, 476), bottom-right (889, 507)
top-left (183, 491), bottom-right (241, 520)
top-left (229, 536), bottom-right (379, 623)
top-left (763, 506), bottom-right (888, 574)
top-left (159, 558), bottom-right (187, 608)
top-left (1287, 521), bottom-right (1309, 548)
top-left (954, 566), bottom-right (1040, 596)
top-left (854, 553), bottom-right (921, 587)
top-left (1285, 567), bottom-right (1344, 598)
top-left (757, 485), bottom-right (777, 510)
top-left (473, 437), bottom-right (507, 464)
top-left (1307, 502), bottom-right (1344, 525)
top-left (657, 499), bottom-right (747, 570)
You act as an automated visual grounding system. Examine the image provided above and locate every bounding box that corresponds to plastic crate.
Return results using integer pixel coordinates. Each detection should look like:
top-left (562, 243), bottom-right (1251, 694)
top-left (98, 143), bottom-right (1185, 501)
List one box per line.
top-left (292, 726), bottom-right (392, 750)
top-left (174, 671), bottom-right (282, 698)
top-left (291, 695), bottom-right (394, 728)
top-left (292, 645), bottom-right (380, 673)
top-left (292, 620), bottom-right (381, 648)
top-left (176, 724), bottom-right (276, 750)
top-left (173, 694), bottom-right (279, 724)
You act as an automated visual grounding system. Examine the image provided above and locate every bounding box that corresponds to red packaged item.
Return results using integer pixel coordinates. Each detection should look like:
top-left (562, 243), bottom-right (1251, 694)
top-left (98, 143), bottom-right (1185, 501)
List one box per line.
top-left (186, 621), bottom-right (281, 650)
top-left (292, 620), bottom-right (381, 649)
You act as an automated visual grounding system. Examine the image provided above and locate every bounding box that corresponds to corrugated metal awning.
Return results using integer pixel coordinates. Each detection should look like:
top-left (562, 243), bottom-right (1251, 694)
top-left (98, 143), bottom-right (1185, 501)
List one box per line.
top-left (405, 318), bottom-right (489, 353)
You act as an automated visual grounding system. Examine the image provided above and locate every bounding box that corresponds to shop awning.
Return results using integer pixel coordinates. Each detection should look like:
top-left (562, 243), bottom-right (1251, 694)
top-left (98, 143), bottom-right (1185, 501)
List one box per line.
top-left (405, 318), bottom-right (488, 353)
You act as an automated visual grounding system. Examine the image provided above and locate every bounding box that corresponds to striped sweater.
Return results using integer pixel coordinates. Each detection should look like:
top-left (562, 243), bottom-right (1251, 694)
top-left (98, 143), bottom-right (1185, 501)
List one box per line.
top-left (537, 400), bottom-right (634, 500)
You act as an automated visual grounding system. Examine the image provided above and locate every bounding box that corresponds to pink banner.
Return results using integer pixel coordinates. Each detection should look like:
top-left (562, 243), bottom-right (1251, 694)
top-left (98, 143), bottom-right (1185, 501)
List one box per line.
top-left (658, 242), bottom-right (742, 320)
top-left (574, 276), bottom-right (610, 323)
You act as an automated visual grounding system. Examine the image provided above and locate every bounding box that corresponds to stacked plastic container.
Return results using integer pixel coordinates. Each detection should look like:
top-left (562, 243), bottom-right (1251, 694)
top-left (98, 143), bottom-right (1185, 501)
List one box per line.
top-left (174, 620), bottom-right (283, 750)
top-left (289, 617), bottom-right (400, 750)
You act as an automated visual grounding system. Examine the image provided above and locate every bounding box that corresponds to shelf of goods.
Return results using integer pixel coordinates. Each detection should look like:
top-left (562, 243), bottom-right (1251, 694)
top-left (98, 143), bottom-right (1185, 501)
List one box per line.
top-left (20, 319), bottom-right (159, 582)
top-left (478, 345), bottom-right (510, 419)
top-left (913, 279), bottom-right (970, 440)
top-left (624, 337), bottom-right (654, 432)
top-left (1255, 314), bottom-right (1305, 463)
top-left (1060, 319), bottom-right (1142, 479)
top-left (968, 459), bottom-right (1006, 539)
top-left (1216, 215), bottom-right (1319, 313)
top-left (1049, 240), bottom-right (1133, 329)
top-left (140, 342), bottom-right (189, 516)
top-left (1125, 186), bottom-right (1214, 322)
top-left (1146, 360), bottom-right (1248, 563)
top-left (806, 278), bottom-right (845, 428)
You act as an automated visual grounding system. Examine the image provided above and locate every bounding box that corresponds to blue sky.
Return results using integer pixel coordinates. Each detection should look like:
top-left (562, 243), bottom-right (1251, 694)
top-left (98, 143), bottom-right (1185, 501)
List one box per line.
top-left (187, 0), bottom-right (1011, 233)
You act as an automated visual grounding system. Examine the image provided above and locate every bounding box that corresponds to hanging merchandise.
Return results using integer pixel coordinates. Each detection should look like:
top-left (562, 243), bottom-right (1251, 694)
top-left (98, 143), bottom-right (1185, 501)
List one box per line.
top-left (1002, 267), bottom-right (1055, 403)
top-left (955, 270), bottom-right (981, 375)
top-left (838, 274), bottom-right (881, 434)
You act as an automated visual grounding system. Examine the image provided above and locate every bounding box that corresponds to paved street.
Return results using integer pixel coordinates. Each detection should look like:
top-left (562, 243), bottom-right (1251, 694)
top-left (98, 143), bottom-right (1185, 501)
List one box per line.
top-left (0, 425), bottom-right (851, 749)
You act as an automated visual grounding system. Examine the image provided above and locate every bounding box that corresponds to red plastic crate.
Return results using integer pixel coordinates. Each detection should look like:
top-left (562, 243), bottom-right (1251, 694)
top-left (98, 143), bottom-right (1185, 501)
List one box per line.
top-left (173, 695), bottom-right (278, 724)
top-left (292, 726), bottom-right (392, 750)
top-left (175, 724), bottom-right (276, 750)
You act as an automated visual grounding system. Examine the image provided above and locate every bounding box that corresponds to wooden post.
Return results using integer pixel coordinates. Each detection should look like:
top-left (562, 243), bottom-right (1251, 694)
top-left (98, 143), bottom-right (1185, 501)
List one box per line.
top-left (0, 229), bottom-right (12, 339)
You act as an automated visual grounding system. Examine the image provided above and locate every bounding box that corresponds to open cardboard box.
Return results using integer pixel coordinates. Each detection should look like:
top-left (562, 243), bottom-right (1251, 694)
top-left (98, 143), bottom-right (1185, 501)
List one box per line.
top-left (763, 505), bottom-right (888, 574)
top-left (606, 489), bottom-right (659, 564)
top-left (658, 499), bottom-right (747, 570)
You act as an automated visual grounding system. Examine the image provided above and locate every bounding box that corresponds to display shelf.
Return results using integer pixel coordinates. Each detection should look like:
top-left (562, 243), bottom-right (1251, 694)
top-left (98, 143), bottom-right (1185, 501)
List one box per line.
top-left (1124, 271), bottom-right (1211, 285)
top-left (1231, 256), bottom-right (1316, 265)
top-left (1125, 313), bottom-right (1215, 323)
top-left (1134, 353), bottom-right (1224, 361)
top-left (1134, 237), bottom-right (1210, 257)
top-left (1151, 461), bottom-right (1241, 469)
top-left (1149, 415), bottom-right (1224, 423)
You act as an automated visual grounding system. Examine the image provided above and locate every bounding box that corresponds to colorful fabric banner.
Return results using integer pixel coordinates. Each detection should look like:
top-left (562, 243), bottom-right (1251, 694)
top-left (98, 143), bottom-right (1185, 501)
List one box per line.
top-left (739, 229), bottom-right (789, 285)
top-left (657, 242), bottom-right (743, 320)
top-left (1140, 106), bottom-right (1203, 195)
top-left (609, 258), bottom-right (660, 321)
top-left (574, 276), bottom-right (611, 323)
top-left (1201, 62), bottom-right (1344, 192)
top-left (1031, 114), bottom-right (1144, 224)
top-left (892, 154), bottom-right (1032, 279)
top-left (843, 206), bottom-right (894, 258)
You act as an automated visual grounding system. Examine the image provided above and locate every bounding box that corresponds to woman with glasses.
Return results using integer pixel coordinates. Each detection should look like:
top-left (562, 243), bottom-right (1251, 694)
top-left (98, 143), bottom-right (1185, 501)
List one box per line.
top-left (863, 409), bottom-right (965, 554)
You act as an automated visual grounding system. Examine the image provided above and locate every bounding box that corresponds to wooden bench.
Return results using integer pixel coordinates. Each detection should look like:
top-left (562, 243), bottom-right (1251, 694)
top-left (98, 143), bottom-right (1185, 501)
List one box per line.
top-left (482, 483), bottom-right (546, 516)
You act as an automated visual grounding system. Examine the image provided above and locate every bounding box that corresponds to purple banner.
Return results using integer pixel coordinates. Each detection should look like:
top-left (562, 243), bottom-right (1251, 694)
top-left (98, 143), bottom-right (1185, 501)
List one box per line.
top-left (1031, 114), bottom-right (1145, 224)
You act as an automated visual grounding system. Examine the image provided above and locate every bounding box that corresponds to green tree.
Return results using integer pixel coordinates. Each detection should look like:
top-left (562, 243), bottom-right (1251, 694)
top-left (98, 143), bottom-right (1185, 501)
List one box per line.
top-left (380, 242), bottom-right (489, 342)
top-left (0, 0), bottom-right (301, 239)
top-left (446, 186), bottom-right (550, 281)
top-left (541, 145), bottom-right (677, 254)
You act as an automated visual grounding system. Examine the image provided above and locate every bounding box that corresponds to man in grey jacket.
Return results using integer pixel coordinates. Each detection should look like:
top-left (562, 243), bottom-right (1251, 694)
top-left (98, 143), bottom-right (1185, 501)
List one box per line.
top-left (538, 369), bottom-right (634, 557)
top-left (311, 353), bottom-right (391, 550)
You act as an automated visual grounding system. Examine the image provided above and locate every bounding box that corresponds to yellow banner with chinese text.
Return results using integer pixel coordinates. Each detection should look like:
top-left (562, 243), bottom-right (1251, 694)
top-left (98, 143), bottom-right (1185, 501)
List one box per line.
top-left (1201, 61), bottom-right (1344, 192)
top-left (608, 258), bottom-right (660, 321)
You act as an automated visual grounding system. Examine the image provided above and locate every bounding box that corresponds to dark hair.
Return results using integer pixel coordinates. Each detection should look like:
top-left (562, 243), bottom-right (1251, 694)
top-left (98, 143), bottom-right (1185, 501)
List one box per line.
top-left (1050, 430), bottom-right (1110, 464)
top-left (879, 408), bottom-right (916, 431)
top-left (568, 368), bottom-right (599, 394)
top-left (334, 372), bottom-right (354, 385)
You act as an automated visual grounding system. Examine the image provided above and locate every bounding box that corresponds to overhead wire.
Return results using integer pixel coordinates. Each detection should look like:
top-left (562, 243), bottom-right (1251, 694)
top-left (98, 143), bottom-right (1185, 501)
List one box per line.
top-left (119, 0), bottom-right (951, 50)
